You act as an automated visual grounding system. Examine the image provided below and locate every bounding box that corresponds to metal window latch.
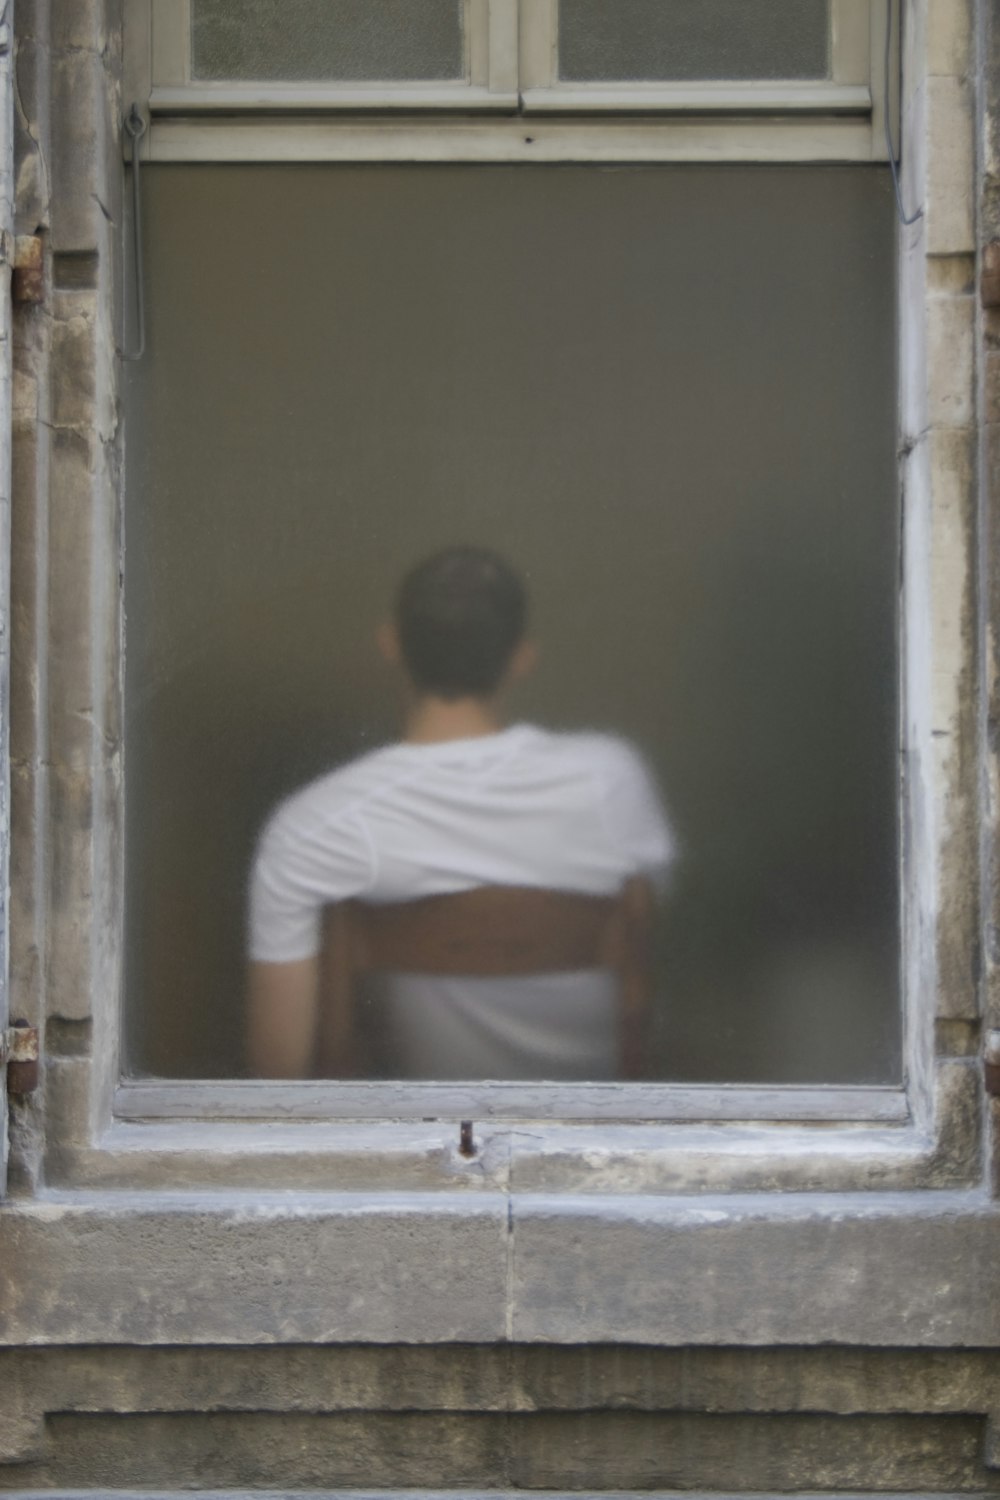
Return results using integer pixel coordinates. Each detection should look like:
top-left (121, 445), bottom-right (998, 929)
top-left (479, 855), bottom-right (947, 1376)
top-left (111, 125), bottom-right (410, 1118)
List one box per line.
top-left (2, 1020), bottom-right (40, 1095)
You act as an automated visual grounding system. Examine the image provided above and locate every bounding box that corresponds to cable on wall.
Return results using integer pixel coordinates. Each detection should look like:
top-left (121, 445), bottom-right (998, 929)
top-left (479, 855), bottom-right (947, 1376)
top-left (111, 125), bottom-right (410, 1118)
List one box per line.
top-left (884, 0), bottom-right (922, 226)
top-left (121, 103), bottom-right (147, 362)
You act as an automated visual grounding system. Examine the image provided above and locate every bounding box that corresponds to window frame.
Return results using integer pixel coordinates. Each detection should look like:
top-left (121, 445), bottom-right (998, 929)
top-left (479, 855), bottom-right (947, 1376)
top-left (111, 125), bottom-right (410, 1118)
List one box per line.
top-left (54, 0), bottom-right (980, 1194)
top-left (143, 0), bottom-right (520, 114)
top-left (126, 0), bottom-right (895, 162)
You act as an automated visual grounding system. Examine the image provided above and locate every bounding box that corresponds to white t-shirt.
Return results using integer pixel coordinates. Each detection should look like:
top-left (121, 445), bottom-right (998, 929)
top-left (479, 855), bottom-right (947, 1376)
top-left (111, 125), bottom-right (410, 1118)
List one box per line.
top-left (248, 723), bottom-right (676, 1079)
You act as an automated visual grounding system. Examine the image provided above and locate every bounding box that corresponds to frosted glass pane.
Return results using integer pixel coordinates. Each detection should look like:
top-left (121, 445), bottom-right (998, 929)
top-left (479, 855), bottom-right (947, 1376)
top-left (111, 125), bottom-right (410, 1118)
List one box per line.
top-left (125, 163), bottom-right (898, 1085)
top-left (192, 0), bottom-right (464, 81)
top-left (559, 0), bottom-right (829, 81)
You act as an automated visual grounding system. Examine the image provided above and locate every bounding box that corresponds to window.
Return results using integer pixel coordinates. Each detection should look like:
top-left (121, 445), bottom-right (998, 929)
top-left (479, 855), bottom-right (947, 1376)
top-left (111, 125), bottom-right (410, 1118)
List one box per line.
top-left (123, 158), bottom-right (900, 1098)
top-left (115, 0), bottom-right (918, 1133)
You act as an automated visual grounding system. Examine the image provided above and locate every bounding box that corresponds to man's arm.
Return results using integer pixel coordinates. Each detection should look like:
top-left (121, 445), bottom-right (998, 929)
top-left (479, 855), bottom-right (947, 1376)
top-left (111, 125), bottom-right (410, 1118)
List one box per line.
top-left (247, 799), bottom-right (373, 1078)
top-left (246, 956), bottom-right (319, 1078)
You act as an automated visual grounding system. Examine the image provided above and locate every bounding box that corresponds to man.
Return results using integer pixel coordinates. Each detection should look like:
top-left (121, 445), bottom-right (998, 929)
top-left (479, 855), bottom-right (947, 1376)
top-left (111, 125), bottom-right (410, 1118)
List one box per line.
top-left (247, 546), bottom-right (675, 1079)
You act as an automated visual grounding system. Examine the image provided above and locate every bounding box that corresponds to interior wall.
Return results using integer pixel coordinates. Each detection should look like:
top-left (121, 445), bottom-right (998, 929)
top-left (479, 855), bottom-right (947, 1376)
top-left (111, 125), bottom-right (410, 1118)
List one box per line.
top-left (124, 162), bottom-right (899, 1082)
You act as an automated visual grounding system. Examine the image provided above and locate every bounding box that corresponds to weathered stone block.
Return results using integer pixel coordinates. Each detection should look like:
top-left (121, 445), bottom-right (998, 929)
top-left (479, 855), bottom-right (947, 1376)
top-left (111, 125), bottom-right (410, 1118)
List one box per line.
top-left (511, 1193), bottom-right (1000, 1346)
top-left (924, 1060), bottom-right (982, 1182)
top-left (926, 291), bottom-right (974, 426)
top-left (928, 253), bottom-right (975, 295)
top-left (8, 762), bottom-right (43, 1014)
top-left (13, 35), bottom-right (50, 237)
top-left (986, 348), bottom-right (1000, 427)
top-left (47, 426), bottom-right (96, 772)
top-left (42, 1057), bottom-right (94, 1150)
top-left (50, 0), bottom-right (110, 56)
top-left (509, 1344), bottom-right (1000, 1416)
top-left (927, 0), bottom-right (972, 77)
top-left (48, 50), bottom-right (104, 254)
top-left (45, 765), bottom-right (97, 1024)
top-left (0, 1194), bottom-right (510, 1345)
top-left (926, 77), bottom-right (975, 254)
top-left (20, 1410), bottom-right (510, 1491)
top-left (9, 424), bottom-right (41, 767)
top-left (507, 1410), bottom-right (997, 1492)
top-left (49, 297), bottom-right (97, 431)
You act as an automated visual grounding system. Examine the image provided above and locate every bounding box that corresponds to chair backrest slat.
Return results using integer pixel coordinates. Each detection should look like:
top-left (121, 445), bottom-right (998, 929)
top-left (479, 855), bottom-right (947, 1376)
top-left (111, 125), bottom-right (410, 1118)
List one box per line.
top-left (329, 886), bottom-right (620, 977)
top-left (317, 881), bottom-right (653, 1078)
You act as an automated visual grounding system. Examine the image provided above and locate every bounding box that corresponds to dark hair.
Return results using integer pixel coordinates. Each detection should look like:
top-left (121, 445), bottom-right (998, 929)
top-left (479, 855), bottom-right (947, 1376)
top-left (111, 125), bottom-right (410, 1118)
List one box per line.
top-left (394, 546), bottom-right (528, 700)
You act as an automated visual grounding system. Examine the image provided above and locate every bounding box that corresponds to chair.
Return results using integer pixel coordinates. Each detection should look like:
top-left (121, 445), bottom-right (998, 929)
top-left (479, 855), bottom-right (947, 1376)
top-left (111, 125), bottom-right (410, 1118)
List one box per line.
top-left (316, 880), bottom-right (653, 1080)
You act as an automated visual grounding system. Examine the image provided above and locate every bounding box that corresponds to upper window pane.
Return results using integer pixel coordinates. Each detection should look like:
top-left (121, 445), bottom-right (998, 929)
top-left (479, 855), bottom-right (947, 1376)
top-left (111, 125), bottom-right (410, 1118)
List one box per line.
top-left (558, 0), bottom-right (830, 82)
top-left (191, 0), bottom-right (466, 82)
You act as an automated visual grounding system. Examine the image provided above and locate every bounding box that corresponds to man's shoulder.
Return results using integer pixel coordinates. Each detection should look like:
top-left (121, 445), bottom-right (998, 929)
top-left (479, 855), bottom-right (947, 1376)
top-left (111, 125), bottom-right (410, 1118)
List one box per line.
top-left (261, 743), bottom-right (405, 843)
top-left (525, 726), bottom-right (648, 780)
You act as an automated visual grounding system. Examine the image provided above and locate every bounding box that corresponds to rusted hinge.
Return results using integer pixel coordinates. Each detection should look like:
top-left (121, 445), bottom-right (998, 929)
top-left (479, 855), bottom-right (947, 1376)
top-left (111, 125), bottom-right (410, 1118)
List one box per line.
top-left (985, 1030), bottom-right (1000, 1098)
top-left (1, 1020), bottom-right (40, 1094)
top-left (983, 243), bottom-right (1000, 310)
top-left (12, 235), bottom-right (44, 305)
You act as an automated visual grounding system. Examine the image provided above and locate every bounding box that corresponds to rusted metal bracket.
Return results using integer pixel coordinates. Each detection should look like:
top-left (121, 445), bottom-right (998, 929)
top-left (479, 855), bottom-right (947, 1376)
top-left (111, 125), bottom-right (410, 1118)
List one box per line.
top-left (12, 235), bottom-right (44, 304)
top-left (2, 1021), bottom-right (40, 1095)
top-left (982, 243), bottom-right (1000, 310)
top-left (985, 1030), bottom-right (1000, 1099)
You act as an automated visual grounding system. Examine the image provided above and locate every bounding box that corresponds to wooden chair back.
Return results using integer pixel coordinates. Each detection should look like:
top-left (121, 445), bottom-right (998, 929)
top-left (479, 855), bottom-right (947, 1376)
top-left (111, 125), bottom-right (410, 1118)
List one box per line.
top-left (317, 880), bottom-right (653, 1077)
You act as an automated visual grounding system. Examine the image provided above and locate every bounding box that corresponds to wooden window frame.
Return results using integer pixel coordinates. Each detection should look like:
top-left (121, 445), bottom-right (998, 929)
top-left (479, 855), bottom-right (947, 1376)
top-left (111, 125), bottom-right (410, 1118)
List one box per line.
top-left (125, 0), bottom-right (895, 162)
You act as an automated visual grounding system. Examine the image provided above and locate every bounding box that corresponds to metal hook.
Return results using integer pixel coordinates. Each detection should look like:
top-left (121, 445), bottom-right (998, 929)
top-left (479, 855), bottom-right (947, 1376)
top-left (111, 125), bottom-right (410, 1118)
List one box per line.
top-left (120, 103), bottom-right (148, 362)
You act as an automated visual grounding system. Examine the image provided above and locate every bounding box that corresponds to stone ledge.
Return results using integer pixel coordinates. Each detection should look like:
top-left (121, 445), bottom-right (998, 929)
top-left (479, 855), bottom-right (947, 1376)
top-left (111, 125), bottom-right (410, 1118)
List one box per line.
top-left (0, 1192), bottom-right (510, 1346)
top-left (512, 1191), bottom-right (1000, 1346)
top-left (0, 1190), bottom-right (996, 1349)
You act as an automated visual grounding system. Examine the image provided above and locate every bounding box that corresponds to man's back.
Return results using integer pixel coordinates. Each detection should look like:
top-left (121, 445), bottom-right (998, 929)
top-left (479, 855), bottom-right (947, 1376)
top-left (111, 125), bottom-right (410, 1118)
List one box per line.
top-left (249, 724), bottom-right (674, 1080)
top-left (250, 724), bottom-right (674, 962)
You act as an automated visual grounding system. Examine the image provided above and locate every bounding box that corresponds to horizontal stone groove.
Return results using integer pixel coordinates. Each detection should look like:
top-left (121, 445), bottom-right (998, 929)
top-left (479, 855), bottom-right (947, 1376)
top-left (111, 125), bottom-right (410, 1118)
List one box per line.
top-left (4, 1344), bottom-right (1000, 1418)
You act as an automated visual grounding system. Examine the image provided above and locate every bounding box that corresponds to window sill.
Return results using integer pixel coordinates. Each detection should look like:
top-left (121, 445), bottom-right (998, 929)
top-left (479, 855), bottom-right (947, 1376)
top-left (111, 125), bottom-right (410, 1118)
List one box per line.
top-left (36, 1076), bottom-right (964, 1194)
top-left (142, 114), bottom-right (886, 163)
top-left (1, 1186), bottom-right (996, 1347)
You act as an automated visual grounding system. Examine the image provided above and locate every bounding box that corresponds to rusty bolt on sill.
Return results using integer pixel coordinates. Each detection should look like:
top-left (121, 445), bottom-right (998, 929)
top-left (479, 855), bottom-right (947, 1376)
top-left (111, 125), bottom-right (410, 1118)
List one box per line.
top-left (459, 1119), bottom-right (477, 1158)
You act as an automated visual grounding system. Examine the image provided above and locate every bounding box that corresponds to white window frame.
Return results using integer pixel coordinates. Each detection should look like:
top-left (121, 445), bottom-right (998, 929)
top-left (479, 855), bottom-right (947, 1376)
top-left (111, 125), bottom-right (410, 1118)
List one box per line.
top-left (82, 0), bottom-right (980, 1196)
top-left (126, 0), bottom-right (895, 162)
top-left (137, 0), bottom-right (519, 114)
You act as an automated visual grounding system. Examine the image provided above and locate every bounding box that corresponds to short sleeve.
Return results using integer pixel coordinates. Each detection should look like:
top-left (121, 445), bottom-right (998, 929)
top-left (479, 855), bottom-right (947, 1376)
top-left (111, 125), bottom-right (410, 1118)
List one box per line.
top-left (247, 800), bottom-right (374, 963)
top-left (598, 739), bottom-right (678, 889)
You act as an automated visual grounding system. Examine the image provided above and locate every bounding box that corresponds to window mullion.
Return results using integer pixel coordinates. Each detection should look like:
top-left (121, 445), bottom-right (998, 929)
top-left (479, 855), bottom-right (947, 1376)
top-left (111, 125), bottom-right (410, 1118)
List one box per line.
top-left (831, 0), bottom-right (872, 83)
top-left (468, 0), bottom-right (490, 88)
top-left (487, 0), bottom-right (520, 98)
top-left (518, 0), bottom-right (557, 94)
top-left (151, 0), bottom-right (189, 87)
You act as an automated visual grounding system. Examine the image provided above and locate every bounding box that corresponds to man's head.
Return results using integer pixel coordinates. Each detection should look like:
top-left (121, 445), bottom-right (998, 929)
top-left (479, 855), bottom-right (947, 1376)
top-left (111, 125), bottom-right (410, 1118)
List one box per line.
top-left (386, 546), bottom-right (530, 701)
